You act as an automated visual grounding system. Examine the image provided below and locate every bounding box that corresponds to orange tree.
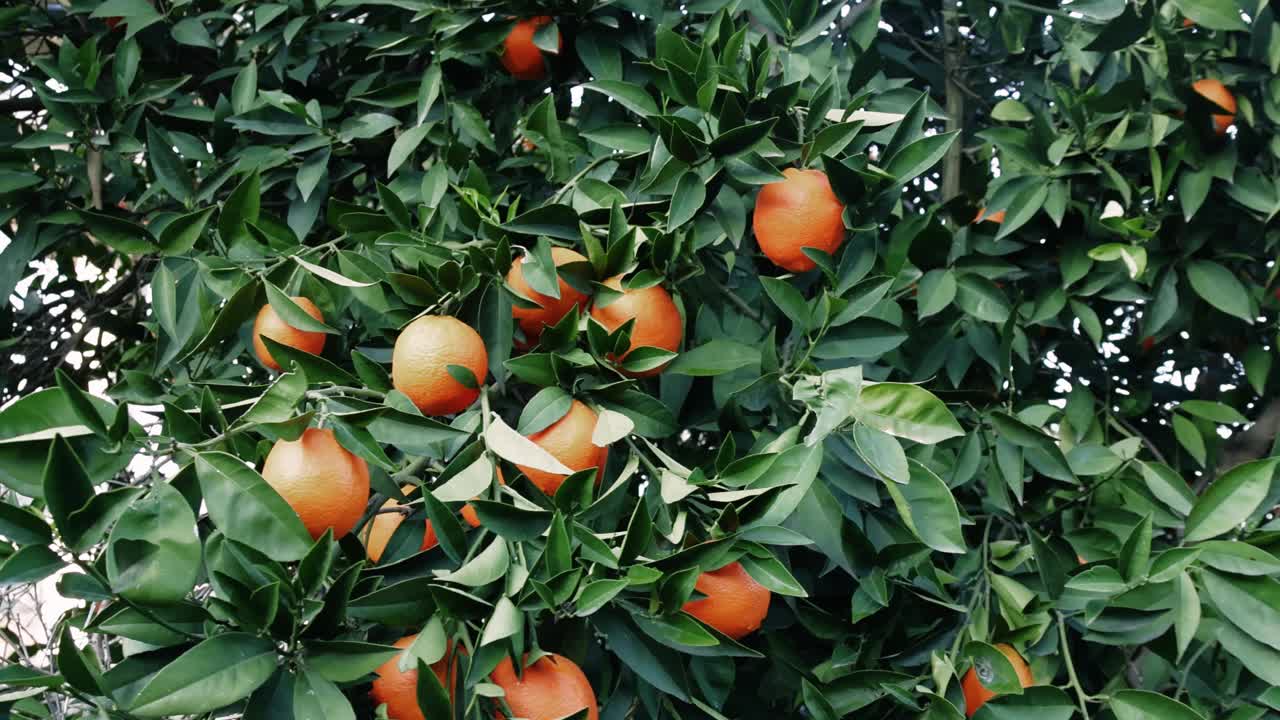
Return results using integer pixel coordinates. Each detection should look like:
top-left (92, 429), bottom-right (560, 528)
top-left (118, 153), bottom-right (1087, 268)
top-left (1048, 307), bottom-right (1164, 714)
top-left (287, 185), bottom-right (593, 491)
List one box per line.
top-left (1, 0), bottom-right (1279, 718)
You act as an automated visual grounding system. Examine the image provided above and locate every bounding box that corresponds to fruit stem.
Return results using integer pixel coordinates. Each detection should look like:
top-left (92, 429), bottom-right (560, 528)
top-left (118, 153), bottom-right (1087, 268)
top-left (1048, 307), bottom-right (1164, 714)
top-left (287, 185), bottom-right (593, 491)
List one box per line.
top-left (1057, 611), bottom-right (1092, 718)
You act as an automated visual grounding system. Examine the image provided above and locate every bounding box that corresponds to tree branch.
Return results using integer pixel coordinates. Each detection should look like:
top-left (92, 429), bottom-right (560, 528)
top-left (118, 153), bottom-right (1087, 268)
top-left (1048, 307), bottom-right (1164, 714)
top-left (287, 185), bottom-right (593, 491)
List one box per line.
top-left (941, 2), bottom-right (965, 201)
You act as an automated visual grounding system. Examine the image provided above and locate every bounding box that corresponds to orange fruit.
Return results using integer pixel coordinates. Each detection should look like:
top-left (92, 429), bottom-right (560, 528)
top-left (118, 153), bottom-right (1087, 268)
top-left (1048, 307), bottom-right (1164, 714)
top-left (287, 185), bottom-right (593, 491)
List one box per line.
top-left (261, 428), bottom-right (369, 540)
top-left (961, 643), bottom-right (1034, 717)
top-left (1192, 79), bottom-right (1237, 136)
top-left (362, 485), bottom-right (439, 563)
top-left (508, 247), bottom-right (589, 349)
top-left (252, 297), bottom-right (326, 371)
top-left (682, 561), bottom-right (771, 640)
top-left (371, 635), bottom-right (458, 720)
top-left (501, 17), bottom-right (560, 81)
top-left (392, 315), bottom-right (489, 416)
top-left (589, 277), bottom-right (683, 377)
top-left (1182, 17), bottom-right (1195, 28)
top-left (974, 208), bottom-right (1005, 224)
top-left (461, 469), bottom-right (505, 528)
top-left (516, 400), bottom-right (608, 496)
top-left (752, 168), bottom-right (846, 272)
top-left (491, 653), bottom-right (599, 720)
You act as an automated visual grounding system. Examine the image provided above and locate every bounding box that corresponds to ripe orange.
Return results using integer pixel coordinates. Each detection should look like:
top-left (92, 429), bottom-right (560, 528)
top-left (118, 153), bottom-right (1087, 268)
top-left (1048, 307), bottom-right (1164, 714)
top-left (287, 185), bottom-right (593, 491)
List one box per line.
top-left (752, 168), bottom-right (846, 272)
top-left (1192, 79), bottom-right (1237, 136)
top-left (252, 297), bottom-right (326, 371)
top-left (516, 400), bottom-right (608, 496)
top-left (371, 635), bottom-right (458, 720)
top-left (682, 561), bottom-right (771, 640)
top-left (508, 247), bottom-right (589, 348)
top-left (491, 653), bottom-right (599, 720)
top-left (973, 208), bottom-right (1006, 224)
top-left (363, 485), bottom-right (439, 563)
top-left (589, 277), bottom-right (683, 377)
top-left (501, 17), bottom-right (560, 81)
top-left (961, 643), bottom-right (1034, 717)
top-left (392, 315), bottom-right (489, 416)
top-left (1182, 17), bottom-right (1195, 28)
top-left (261, 428), bottom-right (369, 540)
top-left (461, 469), bottom-right (505, 528)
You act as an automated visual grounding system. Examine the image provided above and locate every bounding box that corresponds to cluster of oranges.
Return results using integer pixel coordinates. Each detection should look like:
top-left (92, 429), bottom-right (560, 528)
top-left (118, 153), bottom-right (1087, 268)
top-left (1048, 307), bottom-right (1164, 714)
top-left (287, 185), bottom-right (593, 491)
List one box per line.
top-left (239, 16), bottom-right (1064, 718)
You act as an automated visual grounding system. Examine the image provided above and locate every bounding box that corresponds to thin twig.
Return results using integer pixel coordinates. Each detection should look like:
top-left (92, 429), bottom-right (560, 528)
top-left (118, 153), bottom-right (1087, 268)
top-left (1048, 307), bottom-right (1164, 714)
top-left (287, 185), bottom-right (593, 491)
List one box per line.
top-left (707, 275), bottom-right (764, 325)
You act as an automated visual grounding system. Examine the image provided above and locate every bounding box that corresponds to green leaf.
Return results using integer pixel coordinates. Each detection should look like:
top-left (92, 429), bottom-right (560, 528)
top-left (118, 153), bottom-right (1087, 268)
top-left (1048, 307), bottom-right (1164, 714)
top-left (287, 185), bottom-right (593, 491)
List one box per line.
top-left (217, 171), bottom-right (261, 244)
top-left (1184, 458), bottom-right (1276, 542)
top-left (1110, 690), bottom-right (1207, 720)
top-left (1118, 514), bottom-right (1152, 583)
top-left (347, 578), bottom-right (434, 626)
top-left (582, 81), bottom-right (658, 116)
top-left (501, 204), bottom-right (581, 240)
top-left (916, 269), bottom-right (956, 319)
top-left (1178, 400), bottom-right (1248, 425)
top-left (387, 124), bottom-right (432, 177)
top-left (293, 669), bottom-right (355, 720)
top-left (955, 275), bottom-right (1011, 323)
top-left (1170, 414), bottom-right (1206, 467)
top-left (147, 123), bottom-right (194, 203)
top-left (740, 553), bottom-right (807, 597)
top-left (1202, 571), bottom-right (1280, 652)
top-left (668, 171), bottom-right (706, 229)
top-left (263, 282), bottom-right (337, 334)
top-left (259, 337), bottom-right (358, 386)
top-left (1187, 260), bottom-right (1254, 323)
top-left (416, 63), bottom-right (442, 126)
top-left (1138, 461), bottom-right (1195, 516)
top-left (760, 276), bottom-right (810, 325)
top-left (1088, 243), bottom-right (1147, 279)
top-left (157, 207), bottom-right (214, 256)
top-left (0, 544), bottom-right (65, 587)
top-left (127, 633), bottom-right (276, 717)
top-left (852, 423), bottom-right (908, 484)
top-left (594, 609), bottom-right (690, 700)
top-left (435, 537), bottom-right (509, 586)
top-left (581, 125), bottom-right (653, 152)
top-left (106, 482), bottom-right (200, 605)
top-left (231, 60), bottom-right (258, 115)
top-left (854, 383), bottom-right (964, 444)
top-left (76, 210), bottom-right (156, 254)
top-left (1174, 571), bottom-right (1200, 660)
top-left (236, 371), bottom-right (307, 426)
top-left (0, 501), bottom-right (52, 545)
top-left (883, 460), bottom-right (965, 553)
top-left (884, 131), bottom-right (958, 183)
top-left (710, 119), bottom-right (777, 157)
top-left (195, 452), bottom-right (313, 562)
top-left (171, 17), bottom-right (213, 47)
top-left (1170, 0), bottom-right (1248, 31)
top-left (517, 387), bottom-right (574, 435)
top-left (1197, 540), bottom-right (1280, 576)
top-left (963, 642), bottom-right (1025, 695)
top-left (42, 436), bottom-right (96, 545)
top-left (991, 99), bottom-right (1033, 122)
top-left (296, 147), bottom-right (330, 203)
top-left (414, 658), bottom-right (451, 720)
top-left (668, 340), bottom-right (759, 376)
top-left (469, 500), bottom-right (552, 542)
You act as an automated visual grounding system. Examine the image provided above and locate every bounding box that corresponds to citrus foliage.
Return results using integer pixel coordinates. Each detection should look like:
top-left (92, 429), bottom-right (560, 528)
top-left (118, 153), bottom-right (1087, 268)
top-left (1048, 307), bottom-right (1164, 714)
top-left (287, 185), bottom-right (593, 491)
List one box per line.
top-left (1, 1), bottom-right (1280, 719)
